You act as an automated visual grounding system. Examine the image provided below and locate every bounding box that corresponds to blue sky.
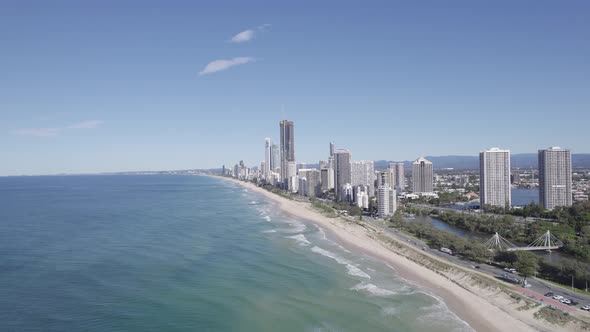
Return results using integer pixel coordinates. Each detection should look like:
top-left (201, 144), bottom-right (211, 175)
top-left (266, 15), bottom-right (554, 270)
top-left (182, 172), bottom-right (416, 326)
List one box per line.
top-left (1, 0), bottom-right (589, 175)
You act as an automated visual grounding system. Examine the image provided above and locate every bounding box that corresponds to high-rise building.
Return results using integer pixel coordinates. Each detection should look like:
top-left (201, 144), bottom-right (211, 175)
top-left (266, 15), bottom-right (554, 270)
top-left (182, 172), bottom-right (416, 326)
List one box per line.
top-left (279, 120), bottom-right (295, 185)
top-left (377, 186), bottom-right (397, 218)
top-left (271, 143), bottom-right (280, 172)
top-left (264, 138), bottom-right (271, 181)
top-left (479, 148), bottom-right (511, 208)
top-left (299, 169), bottom-right (321, 197)
top-left (387, 164), bottom-right (396, 188)
top-left (351, 160), bottom-right (375, 196)
top-left (412, 157), bottom-right (433, 193)
top-left (393, 163), bottom-right (405, 192)
top-left (320, 168), bottom-right (330, 192)
top-left (539, 147), bottom-right (572, 210)
top-left (334, 149), bottom-right (352, 201)
top-left (330, 142), bottom-right (335, 157)
top-left (377, 171), bottom-right (389, 187)
top-left (287, 161), bottom-right (297, 191)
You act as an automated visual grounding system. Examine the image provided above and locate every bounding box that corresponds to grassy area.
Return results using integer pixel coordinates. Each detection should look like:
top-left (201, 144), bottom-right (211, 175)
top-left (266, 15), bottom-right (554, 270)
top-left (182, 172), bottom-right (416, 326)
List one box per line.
top-left (312, 203), bottom-right (337, 218)
top-left (534, 306), bottom-right (573, 326)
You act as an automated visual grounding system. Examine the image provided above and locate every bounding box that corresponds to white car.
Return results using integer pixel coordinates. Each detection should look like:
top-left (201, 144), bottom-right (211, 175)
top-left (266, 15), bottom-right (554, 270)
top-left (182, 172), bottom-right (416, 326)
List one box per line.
top-left (553, 295), bottom-right (564, 300)
top-left (561, 299), bottom-right (572, 305)
top-left (581, 305), bottom-right (590, 311)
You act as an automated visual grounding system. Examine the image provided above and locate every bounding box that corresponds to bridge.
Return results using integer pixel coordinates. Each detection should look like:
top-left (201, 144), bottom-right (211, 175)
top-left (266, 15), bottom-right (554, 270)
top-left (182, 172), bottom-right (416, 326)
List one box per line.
top-left (483, 230), bottom-right (563, 251)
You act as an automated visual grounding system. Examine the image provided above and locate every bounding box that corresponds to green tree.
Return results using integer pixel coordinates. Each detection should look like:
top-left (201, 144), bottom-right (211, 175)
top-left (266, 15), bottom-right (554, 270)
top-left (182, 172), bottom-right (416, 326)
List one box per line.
top-left (514, 251), bottom-right (539, 279)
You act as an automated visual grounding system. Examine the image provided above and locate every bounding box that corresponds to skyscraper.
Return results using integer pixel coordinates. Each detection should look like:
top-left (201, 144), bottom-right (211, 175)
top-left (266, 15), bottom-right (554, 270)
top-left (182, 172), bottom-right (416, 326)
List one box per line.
top-left (377, 186), bottom-right (397, 218)
top-left (394, 163), bottom-right (405, 193)
top-left (271, 143), bottom-right (280, 172)
top-left (412, 157), bottom-right (433, 193)
top-left (329, 142), bottom-right (335, 157)
top-left (279, 120), bottom-right (295, 185)
top-left (351, 160), bottom-right (375, 196)
top-left (264, 138), bottom-right (271, 181)
top-left (539, 147), bottom-right (572, 210)
top-left (387, 164), bottom-right (396, 189)
top-left (479, 148), bottom-right (511, 209)
top-left (298, 169), bottom-right (321, 197)
top-left (334, 149), bottom-right (352, 201)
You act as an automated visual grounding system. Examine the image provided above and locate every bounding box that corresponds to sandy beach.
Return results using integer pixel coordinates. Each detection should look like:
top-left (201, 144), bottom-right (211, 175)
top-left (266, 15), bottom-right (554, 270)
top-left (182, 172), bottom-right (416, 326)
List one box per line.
top-left (218, 176), bottom-right (589, 332)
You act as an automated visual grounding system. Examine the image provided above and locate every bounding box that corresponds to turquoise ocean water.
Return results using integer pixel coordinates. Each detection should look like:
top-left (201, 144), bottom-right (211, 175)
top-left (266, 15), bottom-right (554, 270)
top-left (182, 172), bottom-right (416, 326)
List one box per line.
top-left (0, 175), bottom-right (472, 331)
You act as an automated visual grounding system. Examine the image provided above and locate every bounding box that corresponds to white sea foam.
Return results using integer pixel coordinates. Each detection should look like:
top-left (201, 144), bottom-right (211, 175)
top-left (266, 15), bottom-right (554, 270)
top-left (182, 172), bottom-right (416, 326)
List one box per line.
top-left (286, 234), bottom-right (311, 246)
top-left (381, 306), bottom-right (400, 316)
top-left (263, 215), bottom-right (271, 222)
top-left (345, 264), bottom-right (371, 279)
top-left (310, 246), bottom-right (370, 279)
top-left (249, 200), bottom-right (258, 205)
top-left (284, 221), bottom-right (306, 233)
top-left (351, 282), bottom-right (396, 296)
top-left (262, 229), bottom-right (276, 233)
top-left (315, 225), bottom-right (327, 240)
top-left (417, 291), bottom-right (474, 331)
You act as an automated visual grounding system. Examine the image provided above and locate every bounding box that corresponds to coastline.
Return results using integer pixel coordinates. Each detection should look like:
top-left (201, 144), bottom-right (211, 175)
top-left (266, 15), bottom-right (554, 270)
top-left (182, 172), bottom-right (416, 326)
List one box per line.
top-left (216, 176), bottom-right (584, 332)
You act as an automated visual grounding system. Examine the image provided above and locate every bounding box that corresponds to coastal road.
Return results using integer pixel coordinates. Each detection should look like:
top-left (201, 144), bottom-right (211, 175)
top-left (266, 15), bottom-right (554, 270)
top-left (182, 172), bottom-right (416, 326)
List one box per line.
top-left (359, 216), bottom-right (590, 313)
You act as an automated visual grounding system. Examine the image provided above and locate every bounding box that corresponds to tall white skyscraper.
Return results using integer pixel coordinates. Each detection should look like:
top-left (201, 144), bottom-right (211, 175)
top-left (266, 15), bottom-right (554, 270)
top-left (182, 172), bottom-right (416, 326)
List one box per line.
top-left (377, 186), bottom-right (397, 218)
top-left (539, 147), bottom-right (572, 210)
top-left (387, 164), bottom-right (396, 188)
top-left (351, 160), bottom-right (375, 196)
top-left (271, 143), bottom-right (280, 172)
top-left (329, 142), bottom-right (335, 157)
top-left (412, 157), bottom-right (433, 193)
top-left (479, 148), bottom-right (511, 209)
top-left (264, 138), bottom-right (271, 181)
top-left (334, 149), bottom-right (352, 201)
top-left (280, 120), bottom-right (295, 186)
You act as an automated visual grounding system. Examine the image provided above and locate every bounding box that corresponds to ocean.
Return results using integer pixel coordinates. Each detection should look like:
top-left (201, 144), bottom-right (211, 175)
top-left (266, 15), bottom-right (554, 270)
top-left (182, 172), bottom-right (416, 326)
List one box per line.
top-left (0, 175), bottom-right (471, 331)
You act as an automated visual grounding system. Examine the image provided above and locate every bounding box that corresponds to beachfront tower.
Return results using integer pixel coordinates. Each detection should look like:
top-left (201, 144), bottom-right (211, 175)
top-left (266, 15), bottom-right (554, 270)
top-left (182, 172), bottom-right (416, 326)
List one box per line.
top-left (377, 186), bottom-right (397, 218)
top-left (479, 148), bottom-right (511, 209)
top-left (334, 149), bottom-right (352, 201)
top-left (279, 120), bottom-right (295, 186)
top-left (412, 157), bottom-right (433, 193)
top-left (539, 147), bottom-right (572, 210)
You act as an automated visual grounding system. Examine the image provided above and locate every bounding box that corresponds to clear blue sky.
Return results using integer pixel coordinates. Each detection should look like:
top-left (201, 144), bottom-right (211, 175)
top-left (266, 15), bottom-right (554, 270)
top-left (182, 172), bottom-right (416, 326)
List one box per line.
top-left (1, 0), bottom-right (589, 175)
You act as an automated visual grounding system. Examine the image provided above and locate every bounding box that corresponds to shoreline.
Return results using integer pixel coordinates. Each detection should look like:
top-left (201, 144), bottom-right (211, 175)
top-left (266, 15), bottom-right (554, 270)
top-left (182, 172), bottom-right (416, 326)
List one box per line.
top-left (216, 176), bottom-right (580, 332)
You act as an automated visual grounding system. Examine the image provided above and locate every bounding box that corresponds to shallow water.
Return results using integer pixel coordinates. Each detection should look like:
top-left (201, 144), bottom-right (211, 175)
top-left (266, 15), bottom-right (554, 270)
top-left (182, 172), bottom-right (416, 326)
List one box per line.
top-left (0, 175), bottom-right (472, 331)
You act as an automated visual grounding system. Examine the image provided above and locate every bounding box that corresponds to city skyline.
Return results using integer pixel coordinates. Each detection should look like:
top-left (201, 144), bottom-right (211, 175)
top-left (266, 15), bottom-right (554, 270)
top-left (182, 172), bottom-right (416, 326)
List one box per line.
top-left (1, 1), bottom-right (589, 176)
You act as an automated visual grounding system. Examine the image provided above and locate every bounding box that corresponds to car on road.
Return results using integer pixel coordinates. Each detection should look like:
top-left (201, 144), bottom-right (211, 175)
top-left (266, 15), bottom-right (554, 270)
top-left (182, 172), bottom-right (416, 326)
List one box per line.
top-left (499, 274), bottom-right (521, 284)
top-left (553, 295), bottom-right (564, 300)
top-left (544, 292), bottom-right (554, 297)
top-left (560, 298), bottom-right (572, 305)
top-left (581, 305), bottom-right (590, 311)
top-left (440, 247), bottom-right (453, 255)
top-left (504, 267), bottom-right (517, 274)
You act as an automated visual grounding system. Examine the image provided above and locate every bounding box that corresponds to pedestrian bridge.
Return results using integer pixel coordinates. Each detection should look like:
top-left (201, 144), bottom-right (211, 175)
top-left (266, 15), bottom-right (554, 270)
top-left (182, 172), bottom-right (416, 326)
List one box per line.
top-left (483, 230), bottom-right (562, 251)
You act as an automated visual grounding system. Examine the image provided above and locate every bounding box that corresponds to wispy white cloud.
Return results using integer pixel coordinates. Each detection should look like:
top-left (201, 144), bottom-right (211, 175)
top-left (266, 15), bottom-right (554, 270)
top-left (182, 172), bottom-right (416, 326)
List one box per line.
top-left (68, 120), bottom-right (104, 129)
top-left (230, 24), bottom-right (270, 43)
top-left (14, 128), bottom-right (62, 137)
top-left (199, 57), bottom-right (255, 75)
top-left (14, 120), bottom-right (105, 137)
top-left (231, 29), bottom-right (255, 43)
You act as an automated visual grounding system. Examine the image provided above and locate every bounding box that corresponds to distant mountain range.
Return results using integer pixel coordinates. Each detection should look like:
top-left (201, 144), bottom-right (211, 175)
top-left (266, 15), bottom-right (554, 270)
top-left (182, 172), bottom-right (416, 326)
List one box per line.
top-left (373, 154), bottom-right (590, 170)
